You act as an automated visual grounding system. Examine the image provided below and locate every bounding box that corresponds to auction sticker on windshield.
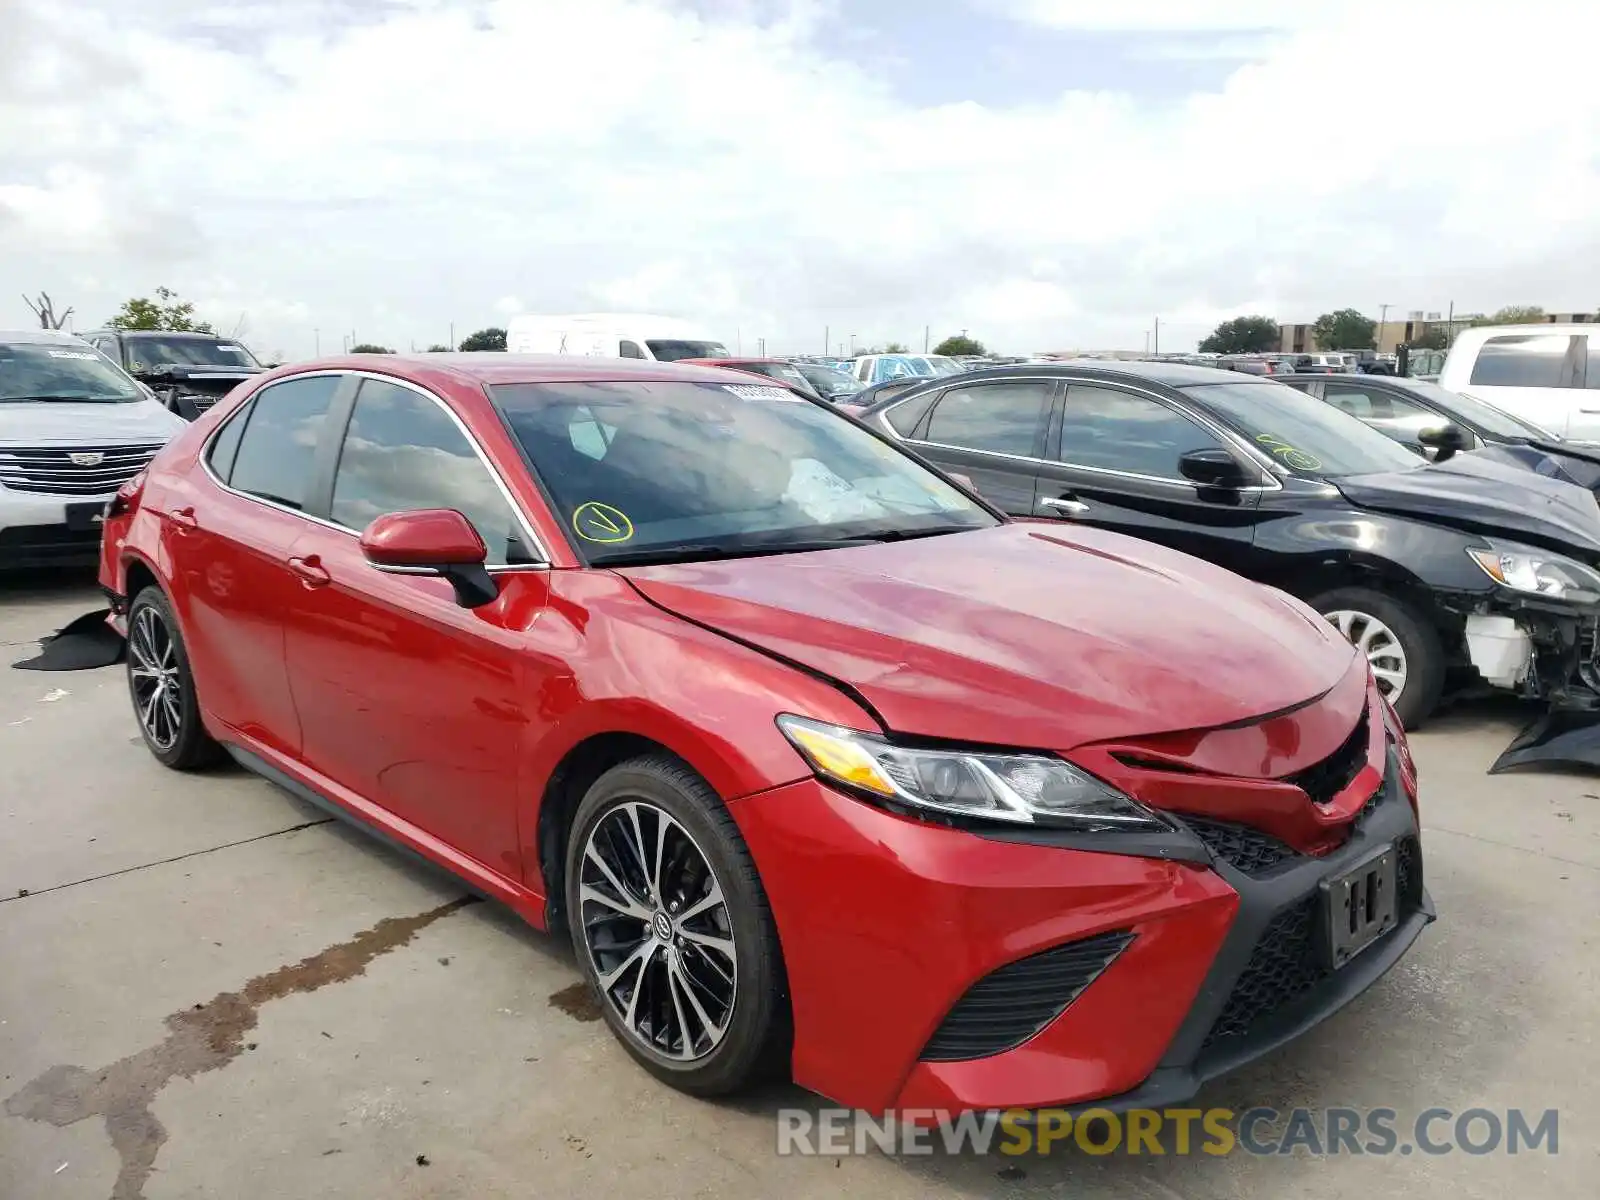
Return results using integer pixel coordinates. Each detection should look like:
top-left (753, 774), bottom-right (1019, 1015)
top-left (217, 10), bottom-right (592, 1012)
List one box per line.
top-left (571, 501), bottom-right (634, 544)
top-left (723, 385), bottom-right (801, 402)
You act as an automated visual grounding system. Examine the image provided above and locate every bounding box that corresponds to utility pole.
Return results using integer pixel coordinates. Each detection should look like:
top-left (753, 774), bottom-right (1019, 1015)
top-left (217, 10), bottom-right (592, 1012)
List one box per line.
top-left (924, 325), bottom-right (930, 352)
top-left (1153, 317), bottom-right (1160, 355)
top-left (824, 325), bottom-right (829, 355)
top-left (1378, 303), bottom-right (1391, 351)
top-left (449, 322), bottom-right (455, 351)
top-left (758, 337), bottom-right (766, 356)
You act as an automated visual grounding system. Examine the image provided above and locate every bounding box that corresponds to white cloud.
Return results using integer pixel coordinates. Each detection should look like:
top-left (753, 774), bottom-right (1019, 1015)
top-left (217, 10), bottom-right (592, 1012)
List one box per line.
top-left (1, 0), bottom-right (1598, 358)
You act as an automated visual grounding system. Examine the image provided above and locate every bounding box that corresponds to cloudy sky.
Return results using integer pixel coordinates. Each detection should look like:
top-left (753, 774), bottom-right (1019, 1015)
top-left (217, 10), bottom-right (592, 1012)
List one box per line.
top-left (3, 0), bottom-right (1597, 361)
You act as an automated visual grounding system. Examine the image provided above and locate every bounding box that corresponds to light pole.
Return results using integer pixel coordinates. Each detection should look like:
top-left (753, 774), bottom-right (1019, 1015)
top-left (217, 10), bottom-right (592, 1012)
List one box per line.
top-left (1378, 303), bottom-right (1391, 352)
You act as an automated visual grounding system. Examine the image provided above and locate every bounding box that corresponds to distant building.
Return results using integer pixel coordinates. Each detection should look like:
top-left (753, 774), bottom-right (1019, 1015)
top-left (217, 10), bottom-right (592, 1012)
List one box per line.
top-left (1278, 311), bottom-right (1597, 355)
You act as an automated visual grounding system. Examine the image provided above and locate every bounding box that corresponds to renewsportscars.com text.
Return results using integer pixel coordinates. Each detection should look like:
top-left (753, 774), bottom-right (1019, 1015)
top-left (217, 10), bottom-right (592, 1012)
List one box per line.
top-left (776, 1106), bottom-right (1559, 1158)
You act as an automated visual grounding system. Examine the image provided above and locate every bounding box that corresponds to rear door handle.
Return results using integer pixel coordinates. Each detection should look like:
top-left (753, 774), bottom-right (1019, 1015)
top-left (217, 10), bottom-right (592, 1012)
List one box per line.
top-left (1039, 496), bottom-right (1090, 516)
top-left (287, 555), bottom-right (331, 587)
top-left (168, 506), bottom-right (198, 531)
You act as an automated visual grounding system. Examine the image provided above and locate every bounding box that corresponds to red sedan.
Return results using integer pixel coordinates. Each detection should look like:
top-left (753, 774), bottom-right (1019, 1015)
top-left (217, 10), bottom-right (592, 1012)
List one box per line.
top-left (99, 354), bottom-right (1432, 1113)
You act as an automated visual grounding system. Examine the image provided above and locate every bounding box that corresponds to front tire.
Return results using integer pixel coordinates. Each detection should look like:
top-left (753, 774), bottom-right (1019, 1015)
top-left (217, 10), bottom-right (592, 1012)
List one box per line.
top-left (564, 754), bottom-right (788, 1096)
top-left (1312, 585), bottom-right (1444, 730)
top-left (126, 586), bottom-right (224, 770)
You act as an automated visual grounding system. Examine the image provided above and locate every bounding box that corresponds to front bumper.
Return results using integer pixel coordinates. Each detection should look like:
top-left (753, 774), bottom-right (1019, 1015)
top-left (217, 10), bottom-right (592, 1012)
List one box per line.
top-left (0, 490), bottom-right (108, 569)
top-left (732, 756), bottom-right (1431, 1114)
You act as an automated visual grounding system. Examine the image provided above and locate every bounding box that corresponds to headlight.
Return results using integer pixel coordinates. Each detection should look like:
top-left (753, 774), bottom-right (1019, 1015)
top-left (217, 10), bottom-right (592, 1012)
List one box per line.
top-left (1466, 541), bottom-right (1600, 604)
top-left (776, 714), bottom-right (1170, 831)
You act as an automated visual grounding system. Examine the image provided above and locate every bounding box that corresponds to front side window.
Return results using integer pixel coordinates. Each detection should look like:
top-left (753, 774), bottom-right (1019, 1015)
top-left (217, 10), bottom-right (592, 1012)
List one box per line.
top-left (0, 340), bottom-right (144, 404)
top-left (924, 381), bottom-right (1051, 458)
top-left (491, 380), bottom-right (995, 563)
top-left (1182, 380), bottom-right (1424, 477)
top-left (1469, 335), bottom-right (1578, 388)
top-left (618, 340), bottom-right (646, 360)
top-left (330, 379), bottom-right (531, 564)
top-left (228, 375), bottom-right (343, 508)
top-left (1057, 386), bottom-right (1225, 478)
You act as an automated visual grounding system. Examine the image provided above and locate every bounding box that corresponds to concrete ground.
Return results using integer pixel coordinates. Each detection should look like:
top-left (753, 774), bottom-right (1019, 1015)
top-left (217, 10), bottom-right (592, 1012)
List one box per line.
top-left (0, 571), bottom-right (1595, 1200)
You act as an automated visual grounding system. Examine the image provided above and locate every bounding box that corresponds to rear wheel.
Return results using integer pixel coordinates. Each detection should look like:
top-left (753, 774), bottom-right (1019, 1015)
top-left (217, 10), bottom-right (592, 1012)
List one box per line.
top-left (564, 755), bottom-right (788, 1096)
top-left (126, 586), bottom-right (224, 770)
top-left (1311, 585), bottom-right (1444, 730)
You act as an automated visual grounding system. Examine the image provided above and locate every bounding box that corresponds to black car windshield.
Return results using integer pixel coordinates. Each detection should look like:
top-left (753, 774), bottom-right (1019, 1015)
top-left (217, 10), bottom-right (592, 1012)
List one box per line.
top-left (645, 339), bottom-right (731, 362)
top-left (1404, 379), bottom-right (1556, 441)
top-left (1182, 380), bottom-right (1425, 477)
top-left (125, 337), bottom-right (261, 372)
top-left (0, 342), bottom-right (143, 403)
top-left (799, 364), bottom-right (864, 395)
top-left (491, 380), bottom-right (996, 563)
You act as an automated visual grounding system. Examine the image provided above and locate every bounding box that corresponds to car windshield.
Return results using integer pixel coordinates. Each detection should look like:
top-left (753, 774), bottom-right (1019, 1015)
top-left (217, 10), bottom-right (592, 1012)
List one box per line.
top-left (743, 362), bottom-right (813, 389)
top-left (925, 356), bottom-right (966, 376)
top-left (646, 339), bottom-right (731, 362)
top-left (0, 342), bottom-right (143, 403)
top-left (491, 380), bottom-right (997, 564)
top-left (798, 365), bottom-right (864, 394)
top-left (1404, 379), bottom-right (1556, 440)
top-left (125, 337), bottom-right (260, 372)
top-left (1182, 380), bottom-right (1426, 477)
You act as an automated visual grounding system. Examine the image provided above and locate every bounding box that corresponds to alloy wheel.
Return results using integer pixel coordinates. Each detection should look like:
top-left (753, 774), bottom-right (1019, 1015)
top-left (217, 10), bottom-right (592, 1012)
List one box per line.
top-left (577, 802), bottom-right (738, 1062)
top-left (1324, 608), bottom-right (1408, 702)
top-left (128, 605), bottom-right (183, 752)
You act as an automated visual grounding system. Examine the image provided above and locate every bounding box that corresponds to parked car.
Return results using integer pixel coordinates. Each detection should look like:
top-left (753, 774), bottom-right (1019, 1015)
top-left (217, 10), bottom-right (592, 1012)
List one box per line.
top-left (792, 362), bottom-right (866, 403)
top-left (851, 353), bottom-right (967, 384)
top-left (859, 360), bottom-right (1600, 728)
top-left (1437, 323), bottom-right (1600, 441)
top-left (505, 313), bottom-right (730, 362)
top-left (1282, 371), bottom-right (1600, 501)
top-left (102, 353), bottom-right (1429, 1112)
top-left (0, 329), bottom-right (186, 569)
top-left (674, 357), bottom-right (825, 401)
top-left (82, 329), bottom-right (266, 418)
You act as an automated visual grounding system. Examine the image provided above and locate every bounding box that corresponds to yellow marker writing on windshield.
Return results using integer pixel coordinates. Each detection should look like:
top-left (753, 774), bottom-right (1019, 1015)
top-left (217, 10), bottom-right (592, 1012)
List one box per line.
top-left (572, 501), bottom-right (635, 544)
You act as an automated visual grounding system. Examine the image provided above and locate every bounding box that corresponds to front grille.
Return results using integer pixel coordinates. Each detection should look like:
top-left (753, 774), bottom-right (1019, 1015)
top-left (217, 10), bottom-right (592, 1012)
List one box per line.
top-left (919, 930), bottom-right (1134, 1062)
top-left (0, 444), bottom-right (160, 496)
top-left (1202, 898), bottom-right (1326, 1049)
top-left (1182, 815), bottom-right (1301, 877)
top-left (1284, 709), bottom-right (1370, 805)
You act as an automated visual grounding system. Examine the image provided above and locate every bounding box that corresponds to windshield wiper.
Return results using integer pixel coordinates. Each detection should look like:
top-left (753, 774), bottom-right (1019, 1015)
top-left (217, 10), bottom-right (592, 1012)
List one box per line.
top-left (590, 528), bottom-right (977, 567)
top-left (0, 394), bottom-right (125, 403)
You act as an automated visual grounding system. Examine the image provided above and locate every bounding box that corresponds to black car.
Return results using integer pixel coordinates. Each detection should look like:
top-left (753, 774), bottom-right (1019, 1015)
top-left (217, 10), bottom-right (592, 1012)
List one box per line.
top-left (81, 330), bottom-right (265, 419)
top-left (793, 361), bottom-right (867, 403)
top-left (860, 361), bottom-right (1600, 730)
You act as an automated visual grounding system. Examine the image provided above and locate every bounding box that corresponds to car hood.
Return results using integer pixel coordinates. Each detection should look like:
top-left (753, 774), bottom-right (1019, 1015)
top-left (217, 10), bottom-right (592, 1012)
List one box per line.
top-left (1334, 452), bottom-right (1600, 557)
top-left (0, 398), bottom-right (186, 444)
top-left (621, 523), bottom-right (1357, 750)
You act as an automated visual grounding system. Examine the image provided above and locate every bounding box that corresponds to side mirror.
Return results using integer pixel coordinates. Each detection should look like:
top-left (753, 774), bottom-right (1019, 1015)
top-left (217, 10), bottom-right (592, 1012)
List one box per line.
top-left (360, 509), bottom-right (498, 608)
top-left (1418, 423), bottom-right (1469, 463)
top-left (1178, 448), bottom-right (1251, 488)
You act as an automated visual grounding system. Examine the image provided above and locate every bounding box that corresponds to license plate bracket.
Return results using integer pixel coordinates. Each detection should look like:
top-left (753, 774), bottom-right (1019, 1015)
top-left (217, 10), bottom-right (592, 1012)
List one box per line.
top-left (1318, 842), bottom-right (1398, 970)
top-left (65, 501), bottom-right (107, 532)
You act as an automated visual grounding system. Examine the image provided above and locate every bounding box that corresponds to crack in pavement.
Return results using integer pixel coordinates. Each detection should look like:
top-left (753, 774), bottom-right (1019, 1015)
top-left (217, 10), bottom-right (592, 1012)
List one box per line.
top-left (0, 819), bottom-right (337, 905)
top-left (4, 894), bottom-right (480, 1199)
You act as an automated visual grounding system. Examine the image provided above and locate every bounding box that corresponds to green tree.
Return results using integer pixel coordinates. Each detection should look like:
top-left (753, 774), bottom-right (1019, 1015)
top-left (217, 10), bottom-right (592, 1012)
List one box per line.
top-left (459, 327), bottom-right (507, 351)
top-left (1473, 305), bottom-right (1547, 326)
top-left (1197, 315), bottom-right (1279, 355)
top-left (426, 343), bottom-right (451, 352)
top-left (105, 287), bottom-right (214, 333)
top-left (1411, 326), bottom-right (1450, 351)
top-left (1312, 308), bottom-right (1377, 350)
top-left (932, 334), bottom-right (987, 356)
top-left (882, 341), bottom-right (909, 354)
top-left (349, 343), bottom-right (394, 354)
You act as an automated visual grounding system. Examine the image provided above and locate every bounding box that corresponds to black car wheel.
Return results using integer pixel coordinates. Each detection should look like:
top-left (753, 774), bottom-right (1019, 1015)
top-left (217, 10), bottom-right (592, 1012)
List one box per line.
top-left (1311, 586), bottom-right (1444, 730)
top-left (126, 586), bottom-right (225, 770)
top-left (565, 754), bottom-right (789, 1096)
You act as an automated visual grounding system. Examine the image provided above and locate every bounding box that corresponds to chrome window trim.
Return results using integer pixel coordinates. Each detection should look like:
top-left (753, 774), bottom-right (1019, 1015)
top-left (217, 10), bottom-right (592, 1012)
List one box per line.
top-left (199, 368), bottom-right (553, 570)
top-left (884, 375), bottom-right (1285, 493)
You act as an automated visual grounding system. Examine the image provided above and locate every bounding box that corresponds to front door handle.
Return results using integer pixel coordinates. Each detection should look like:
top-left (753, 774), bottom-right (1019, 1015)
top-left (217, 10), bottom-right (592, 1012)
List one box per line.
top-left (287, 555), bottom-right (331, 587)
top-left (169, 506), bottom-right (198, 531)
top-left (1039, 496), bottom-right (1090, 516)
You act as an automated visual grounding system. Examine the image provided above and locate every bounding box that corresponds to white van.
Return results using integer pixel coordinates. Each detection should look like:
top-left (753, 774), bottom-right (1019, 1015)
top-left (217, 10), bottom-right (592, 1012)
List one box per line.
top-left (503, 313), bottom-right (730, 362)
top-left (1438, 323), bottom-right (1600, 440)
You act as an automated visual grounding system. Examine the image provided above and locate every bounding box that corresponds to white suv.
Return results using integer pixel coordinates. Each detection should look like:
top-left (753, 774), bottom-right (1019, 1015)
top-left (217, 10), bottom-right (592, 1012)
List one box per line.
top-left (1, 329), bottom-right (186, 570)
top-left (1438, 323), bottom-right (1600, 441)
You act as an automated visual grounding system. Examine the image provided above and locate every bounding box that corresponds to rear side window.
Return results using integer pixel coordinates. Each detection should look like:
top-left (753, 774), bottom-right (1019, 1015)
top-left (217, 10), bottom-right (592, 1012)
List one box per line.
top-left (619, 340), bottom-right (646, 359)
top-left (205, 406), bottom-right (250, 482)
top-left (924, 381), bottom-right (1051, 457)
top-left (227, 375), bottom-right (342, 509)
top-left (882, 384), bottom-right (938, 435)
top-left (329, 378), bottom-right (531, 565)
top-left (1469, 335), bottom-right (1579, 388)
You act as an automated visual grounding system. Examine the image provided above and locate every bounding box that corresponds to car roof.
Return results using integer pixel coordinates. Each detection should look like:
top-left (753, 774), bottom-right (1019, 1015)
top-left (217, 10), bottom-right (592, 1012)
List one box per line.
top-left (952, 359), bottom-right (1275, 387)
top-left (0, 328), bottom-right (93, 346)
top-left (277, 353), bottom-right (768, 389)
top-left (679, 357), bottom-right (791, 366)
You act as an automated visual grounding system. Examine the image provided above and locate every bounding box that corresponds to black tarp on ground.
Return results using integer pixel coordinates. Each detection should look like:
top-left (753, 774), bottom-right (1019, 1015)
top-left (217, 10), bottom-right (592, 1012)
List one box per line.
top-left (11, 609), bottom-right (125, 671)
